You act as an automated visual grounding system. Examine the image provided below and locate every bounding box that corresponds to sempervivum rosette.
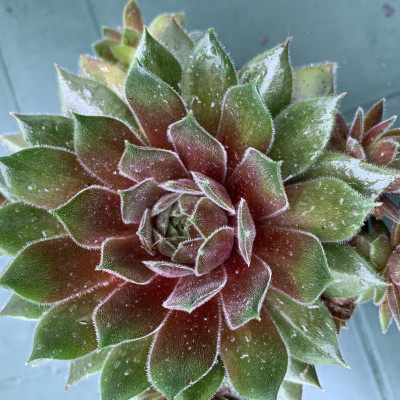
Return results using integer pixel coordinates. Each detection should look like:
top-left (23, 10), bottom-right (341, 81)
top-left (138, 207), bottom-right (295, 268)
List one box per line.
top-left (0, 3), bottom-right (397, 400)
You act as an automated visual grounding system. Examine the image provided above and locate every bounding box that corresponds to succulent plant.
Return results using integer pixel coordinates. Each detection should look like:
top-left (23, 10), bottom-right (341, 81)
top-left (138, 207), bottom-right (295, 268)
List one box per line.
top-left (0, 1), bottom-right (398, 400)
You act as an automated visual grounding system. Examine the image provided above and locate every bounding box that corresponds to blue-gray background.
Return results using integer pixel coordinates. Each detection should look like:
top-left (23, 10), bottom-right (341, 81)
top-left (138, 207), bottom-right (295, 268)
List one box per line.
top-left (0, 0), bottom-right (399, 399)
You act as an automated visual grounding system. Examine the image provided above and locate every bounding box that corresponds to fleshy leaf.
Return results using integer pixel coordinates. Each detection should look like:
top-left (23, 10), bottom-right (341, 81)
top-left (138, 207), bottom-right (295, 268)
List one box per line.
top-left (189, 198), bottom-right (227, 239)
top-left (120, 178), bottom-right (165, 223)
top-left (181, 29), bottom-right (237, 136)
top-left (0, 133), bottom-right (27, 154)
top-left (163, 267), bottom-right (227, 312)
top-left (191, 172), bottom-right (234, 214)
top-left (176, 357), bottom-right (225, 400)
top-left (135, 28), bottom-right (182, 91)
top-left (172, 238), bottom-right (204, 264)
top-left (269, 178), bottom-right (375, 242)
top-left (277, 381), bottom-right (303, 400)
top-left (221, 253), bottom-right (271, 329)
top-left (159, 17), bottom-right (194, 67)
top-left (149, 12), bottom-right (185, 37)
top-left (98, 235), bottom-right (155, 284)
top-left (366, 139), bottom-right (399, 166)
top-left (123, 0), bottom-right (143, 32)
top-left (254, 226), bottom-right (331, 303)
top-left (0, 202), bottom-right (64, 256)
top-left (239, 39), bottom-right (292, 116)
top-left (120, 142), bottom-right (189, 182)
top-left (323, 243), bottom-right (386, 297)
top-left (217, 83), bottom-right (274, 168)
top-left (143, 260), bottom-right (194, 277)
top-left (114, 45), bottom-right (136, 68)
top-left (292, 63), bottom-right (336, 102)
top-left (0, 147), bottom-right (98, 209)
top-left (57, 66), bottom-right (138, 131)
top-left (236, 198), bottom-right (256, 265)
top-left (29, 285), bottom-right (114, 361)
top-left (389, 246), bottom-right (400, 285)
top-left (93, 39), bottom-right (119, 63)
top-left (0, 294), bottom-right (51, 320)
top-left (125, 61), bottom-right (186, 150)
top-left (379, 293), bottom-right (393, 333)
top-left (226, 148), bottom-right (287, 219)
top-left (13, 113), bottom-right (74, 150)
top-left (101, 337), bottom-right (153, 400)
top-left (264, 288), bottom-right (345, 365)
top-left (299, 152), bottom-right (398, 201)
top-left (80, 56), bottom-right (125, 99)
top-left (388, 285), bottom-right (400, 329)
top-left (348, 108), bottom-right (364, 141)
top-left (364, 99), bottom-right (384, 132)
top-left (94, 277), bottom-right (175, 347)
top-left (220, 308), bottom-right (288, 400)
top-left (66, 348), bottom-right (111, 389)
top-left (137, 208), bottom-right (154, 253)
top-left (168, 112), bottom-right (227, 183)
top-left (122, 28), bottom-right (141, 47)
top-left (53, 187), bottom-right (133, 248)
top-left (0, 236), bottom-right (107, 303)
top-left (362, 117), bottom-right (396, 147)
top-left (268, 96), bottom-right (342, 180)
top-left (160, 178), bottom-right (201, 195)
top-left (149, 298), bottom-right (219, 399)
top-left (195, 227), bottom-right (234, 275)
top-left (74, 114), bottom-right (141, 189)
top-left (285, 358), bottom-right (321, 388)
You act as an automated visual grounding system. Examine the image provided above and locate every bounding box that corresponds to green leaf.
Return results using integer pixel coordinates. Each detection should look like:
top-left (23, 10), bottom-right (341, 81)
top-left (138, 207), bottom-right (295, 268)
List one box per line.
top-left (66, 348), bottom-right (111, 389)
top-left (277, 381), bottom-right (303, 400)
top-left (57, 66), bottom-right (138, 132)
top-left (292, 63), bottom-right (336, 102)
top-left (148, 13), bottom-right (185, 38)
top-left (0, 202), bottom-right (64, 256)
top-left (176, 357), bottom-right (225, 400)
top-left (220, 308), bottom-right (288, 400)
top-left (29, 285), bottom-right (114, 361)
top-left (122, 28), bottom-right (141, 47)
top-left (98, 235), bottom-right (155, 284)
top-left (264, 288), bottom-right (346, 365)
top-left (93, 39), bottom-right (119, 63)
top-left (299, 153), bottom-right (398, 201)
top-left (73, 114), bottom-right (140, 190)
top-left (94, 277), bottom-right (175, 347)
top-left (159, 17), bottom-right (194, 67)
top-left (0, 236), bottom-right (108, 303)
top-left (0, 294), bottom-right (51, 320)
top-left (120, 142), bottom-right (189, 182)
top-left (268, 96), bottom-right (342, 179)
top-left (125, 61), bottom-right (187, 150)
top-left (217, 83), bottom-right (274, 168)
top-left (169, 112), bottom-right (227, 183)
top-left (0, 133), bottom-right (27, 153)
top-left (102, 27), bottom-right (122, 42)
top-left (255, 226), bottom-right (332, 303)
top-left (123, 0), bottom-right (143, 32)
top-left (80, 55), bottom-right (125, 99)
top-left (226, 148), bottom-right (287, 219)
top-left (135, 28), bottom-right (182, 91)
top-left (101, 337), bottom-right (153, 400)
top-left (379, 293), bottom-right (392, 333)
top-left (0, 147), bottom-right (98, 209)
top-left (112, 45), bottom-right (136, 68)
top-left (191, 198), bottom-right (228, 237)
top-left (182, 29), bottom-right (237, 135)
top-left (239, 39), bottom-right (292, 116)
top-left (53, 187), bottom-right (133, 248)
top-left (149, 298), bottom-right (219, 400)
top-left (13, 113), bottom-right (74, 150)
top-left (269, 178), bottom-right (376, 242)
top-left (236, 198), bottom-right (256, 265)
top-left (323, 243), bottom-right (387, 297)
top-left (163, 267), bottom-right (227, 312)
top-left (221, 253), bottom-right (271, 328)
top-left (285, 358), bottom-right (321, 389)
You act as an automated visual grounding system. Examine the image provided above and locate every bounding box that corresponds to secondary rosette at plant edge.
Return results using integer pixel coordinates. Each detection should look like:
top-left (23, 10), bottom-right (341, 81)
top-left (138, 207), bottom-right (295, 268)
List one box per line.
top-left (0, 6), bottom-right (395, 400)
